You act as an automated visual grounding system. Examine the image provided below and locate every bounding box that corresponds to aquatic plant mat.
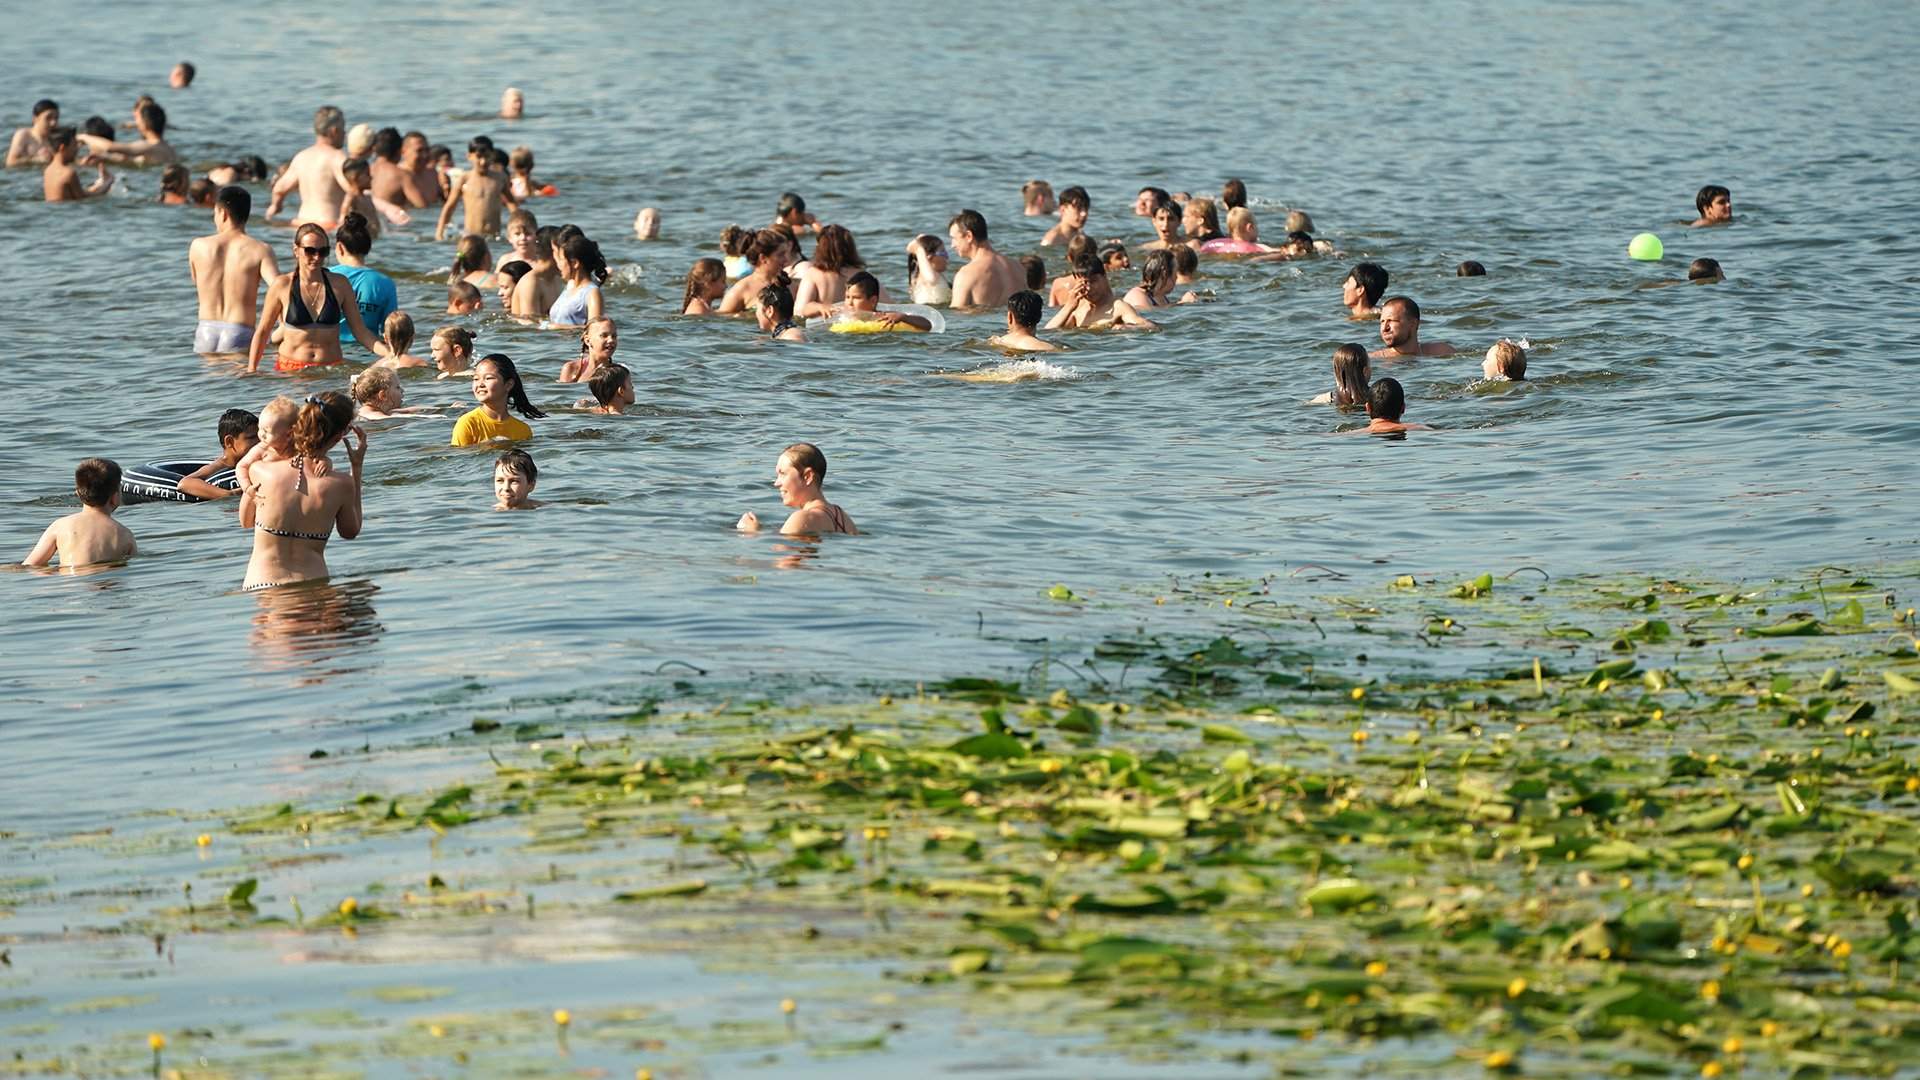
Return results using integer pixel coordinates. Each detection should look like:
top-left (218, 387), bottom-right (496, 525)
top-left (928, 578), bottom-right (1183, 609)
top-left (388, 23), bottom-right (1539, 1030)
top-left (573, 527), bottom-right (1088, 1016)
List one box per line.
top-left (6, 566), bottom-right (1920, 1078)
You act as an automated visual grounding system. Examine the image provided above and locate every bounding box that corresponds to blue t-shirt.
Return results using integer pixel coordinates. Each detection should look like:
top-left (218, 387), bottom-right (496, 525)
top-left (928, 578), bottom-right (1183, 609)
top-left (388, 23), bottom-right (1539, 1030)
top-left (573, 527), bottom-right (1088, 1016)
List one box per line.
top-left (329, 263), bottom-right (398, 334)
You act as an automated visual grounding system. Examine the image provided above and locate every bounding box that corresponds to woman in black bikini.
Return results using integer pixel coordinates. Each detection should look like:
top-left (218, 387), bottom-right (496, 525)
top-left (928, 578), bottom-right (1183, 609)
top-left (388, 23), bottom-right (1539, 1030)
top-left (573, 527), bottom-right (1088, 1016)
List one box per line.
top-left (239, 392), bottom-right (367, 590)
top-left (246, 223), bottom-right (389, 373)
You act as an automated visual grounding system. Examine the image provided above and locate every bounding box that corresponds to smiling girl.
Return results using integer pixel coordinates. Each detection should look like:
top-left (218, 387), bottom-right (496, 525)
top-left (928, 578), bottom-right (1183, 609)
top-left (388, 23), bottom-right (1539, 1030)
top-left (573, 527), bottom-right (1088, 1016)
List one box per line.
top-left (451, 354), bottom-right (545, 446)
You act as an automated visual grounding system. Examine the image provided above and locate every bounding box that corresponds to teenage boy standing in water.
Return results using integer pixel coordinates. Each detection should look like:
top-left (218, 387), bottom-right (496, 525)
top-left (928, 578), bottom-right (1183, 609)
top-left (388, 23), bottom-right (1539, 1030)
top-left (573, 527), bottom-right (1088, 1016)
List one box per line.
top-left (189, 185), bottom-right (279, 354)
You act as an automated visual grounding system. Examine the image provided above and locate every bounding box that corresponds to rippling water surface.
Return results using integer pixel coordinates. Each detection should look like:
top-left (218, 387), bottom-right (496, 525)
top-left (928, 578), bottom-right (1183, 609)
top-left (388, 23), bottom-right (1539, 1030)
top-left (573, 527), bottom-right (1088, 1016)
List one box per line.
top-left (1, 2), bottom-right (1917, 1066)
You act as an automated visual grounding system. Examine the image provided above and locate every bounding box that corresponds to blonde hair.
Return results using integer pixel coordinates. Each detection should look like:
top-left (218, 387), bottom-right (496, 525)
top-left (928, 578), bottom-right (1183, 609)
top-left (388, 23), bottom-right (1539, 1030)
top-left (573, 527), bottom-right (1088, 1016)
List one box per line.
top-left (1487, 339), bottom-right (1528, 380)
top-left (350, 365), bottom-right (398, 405)
top-left (1225, 206), bottom-right (1257, 241)
top-left (432, 325), bottom-right (474, 359)
top-left (382, 310), bottom-right (415, 357)
top-left (1284, 209), bottom-right (1314, 234)
top-left (260, 395), bottom-right (300, 429)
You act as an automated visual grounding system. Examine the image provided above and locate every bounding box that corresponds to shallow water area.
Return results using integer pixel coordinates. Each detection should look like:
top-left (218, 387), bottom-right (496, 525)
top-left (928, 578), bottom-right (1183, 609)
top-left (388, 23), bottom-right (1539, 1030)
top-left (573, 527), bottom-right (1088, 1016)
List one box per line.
top-left (3, 0), bottom-right (1919, 1075)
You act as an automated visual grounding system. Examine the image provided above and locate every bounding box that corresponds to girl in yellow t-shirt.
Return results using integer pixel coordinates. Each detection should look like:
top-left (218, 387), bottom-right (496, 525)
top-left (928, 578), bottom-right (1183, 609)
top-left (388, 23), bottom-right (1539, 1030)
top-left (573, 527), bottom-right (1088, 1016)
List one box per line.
top-left (451, 354), bottom-right (546, 446)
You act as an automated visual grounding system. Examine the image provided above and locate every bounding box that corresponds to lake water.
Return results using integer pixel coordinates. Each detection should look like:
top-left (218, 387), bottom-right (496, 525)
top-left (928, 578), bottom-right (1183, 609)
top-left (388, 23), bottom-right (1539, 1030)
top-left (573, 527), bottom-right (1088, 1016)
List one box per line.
top-left (2, 0), bottom-right (1917, 1073)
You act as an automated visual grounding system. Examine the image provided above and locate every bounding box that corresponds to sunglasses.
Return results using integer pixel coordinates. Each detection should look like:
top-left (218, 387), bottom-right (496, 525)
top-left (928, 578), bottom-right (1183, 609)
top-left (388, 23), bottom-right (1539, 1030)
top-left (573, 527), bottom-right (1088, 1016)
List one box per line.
top-left (299, 245), bottom-right (327, 256)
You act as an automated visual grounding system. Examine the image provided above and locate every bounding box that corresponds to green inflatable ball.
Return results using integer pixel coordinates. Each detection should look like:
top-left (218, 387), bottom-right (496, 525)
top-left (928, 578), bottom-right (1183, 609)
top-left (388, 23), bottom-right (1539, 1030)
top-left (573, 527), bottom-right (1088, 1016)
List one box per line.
top-left (1628, 233), bottom-right (1664, 261)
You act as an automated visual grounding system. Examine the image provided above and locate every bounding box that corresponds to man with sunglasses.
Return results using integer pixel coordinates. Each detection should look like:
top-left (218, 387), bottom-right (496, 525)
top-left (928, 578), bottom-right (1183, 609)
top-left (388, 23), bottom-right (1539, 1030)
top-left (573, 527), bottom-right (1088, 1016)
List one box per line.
top-left (265, 105), bottom-right (352, 227)
top-left (190, 185), bottom-right (279, 354)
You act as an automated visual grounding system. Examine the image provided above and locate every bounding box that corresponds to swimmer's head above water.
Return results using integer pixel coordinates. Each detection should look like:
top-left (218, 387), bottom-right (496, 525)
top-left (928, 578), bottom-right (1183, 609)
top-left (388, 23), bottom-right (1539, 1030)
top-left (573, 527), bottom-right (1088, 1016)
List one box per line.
top-left (1483, 339), bottom-right (1527, 382)
top-left (1687, 257), bottom-right (1723, 283)
top-left (494, 449), bottom-right (536, 509)
top-left (1220, 178), bottom-right (1247, 210)
top-left (633, 207), bottom-right (661, 240)
top-left (1331, 344), bottom-right (1372, 408)
top-left (170, 62), bottom-right (195, 89)
top-left (500, 87), bottom-right (524, 120)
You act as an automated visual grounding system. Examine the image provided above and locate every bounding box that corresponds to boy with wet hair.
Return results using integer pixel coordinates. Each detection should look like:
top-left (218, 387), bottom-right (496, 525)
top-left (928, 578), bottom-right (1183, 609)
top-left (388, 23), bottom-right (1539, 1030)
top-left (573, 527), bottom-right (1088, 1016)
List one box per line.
top-left (7, 98), bottom-right (60, 166)
top-left (776, 191), bottom-right (819, 234)
top-left (493, 449), bottom-right (540, 510)
top-left (1020, 254), bottom-right (1046, 291)
top-left (175, 408), bottom-right (260, 500)
top-left (989, 289), bottom-right (1059, 353)
top-left (1360, 377), bottom-right (1429, 434)
top-left (586, 363), bottom-right (635, 415)
top-left (1042, 185), bottom-right (1090, 247)
top-left (447, 280), bottom-right (483, 314)
top-left (1691, 185), bottom-right (1731, 227)
top-left (43, 127), bottom-right (112, 202)
top-left (836, 271), bottom-right (931, 331)
top-left (1457, 260), bottom-right (1486, 277)
top-left (1688, 257), bottom-right (1724, 283)
top-left (1482, 340), bottom-right (1528, 382)
top-left (23, 459), bottom-right (136, 567)
top-left (1342, 262), bottom-right (1388, 319)
top-left (436, 136), bottom-right (516, 240)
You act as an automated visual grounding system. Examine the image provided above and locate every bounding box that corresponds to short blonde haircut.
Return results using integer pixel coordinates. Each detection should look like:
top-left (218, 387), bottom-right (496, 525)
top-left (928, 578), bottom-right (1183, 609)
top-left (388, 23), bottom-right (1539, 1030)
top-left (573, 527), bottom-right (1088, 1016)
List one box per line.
top-left (1487, 339), bottom-right (1528, 380)
top-left (1225, 206), bottom-right (1257, 240)
top-left (350, 365), bottom-right (398, 405)
top-left (260, 395), bottom-right (300, 428)
top-left (1284, 209), bottom-right (1314, 234)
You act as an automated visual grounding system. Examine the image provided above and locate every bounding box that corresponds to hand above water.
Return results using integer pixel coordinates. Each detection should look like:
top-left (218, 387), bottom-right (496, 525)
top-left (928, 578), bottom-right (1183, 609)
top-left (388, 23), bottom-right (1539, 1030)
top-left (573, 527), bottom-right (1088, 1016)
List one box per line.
top-left (737, 511), bottom-right (760, 532)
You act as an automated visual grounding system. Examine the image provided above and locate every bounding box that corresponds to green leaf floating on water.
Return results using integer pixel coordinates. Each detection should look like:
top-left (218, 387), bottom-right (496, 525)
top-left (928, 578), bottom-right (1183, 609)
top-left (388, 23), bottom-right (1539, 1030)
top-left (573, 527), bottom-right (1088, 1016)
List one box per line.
top-left (949, 732), bottom-right (1027, 760)
top-left (1749, 617), bottom-right (1822, 637)
top-left (611, 879), bottom-right (708, 901)
top-left (1450, 573), bottom-right (1494, 599)
top-left (1885, 670), bottom-right (1920, 694)
top-left (1303, 878), bottom-right (1378, 913)
top-left (1665, 801), bottom-right (1744, 833)
top-left (1583, 658), bottom-right (1637, 686)
top-left (1831, 598), bottom-right (1866, 626)
top-left (1200, 723), bottom-right (1253, 744)
top-left (226, 878), bottom-right (259, 909)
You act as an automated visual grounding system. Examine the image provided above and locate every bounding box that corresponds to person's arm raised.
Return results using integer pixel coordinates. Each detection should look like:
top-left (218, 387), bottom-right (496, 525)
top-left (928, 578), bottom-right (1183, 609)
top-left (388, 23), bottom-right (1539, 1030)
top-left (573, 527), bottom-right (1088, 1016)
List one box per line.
top-left (335, 426), bottom-right (367, 540)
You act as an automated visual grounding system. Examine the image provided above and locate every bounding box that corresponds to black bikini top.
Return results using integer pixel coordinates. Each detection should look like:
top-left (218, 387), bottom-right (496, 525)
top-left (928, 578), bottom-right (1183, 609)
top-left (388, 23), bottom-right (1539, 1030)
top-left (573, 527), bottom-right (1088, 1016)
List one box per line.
top-left (287, 271), bottom-right (342, 328)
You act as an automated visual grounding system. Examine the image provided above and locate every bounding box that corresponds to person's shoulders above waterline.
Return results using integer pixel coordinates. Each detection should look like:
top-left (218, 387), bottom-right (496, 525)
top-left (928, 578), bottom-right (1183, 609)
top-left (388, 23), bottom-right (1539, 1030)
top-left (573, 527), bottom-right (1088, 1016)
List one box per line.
top-left (451, 408), bottom-right (532, 447)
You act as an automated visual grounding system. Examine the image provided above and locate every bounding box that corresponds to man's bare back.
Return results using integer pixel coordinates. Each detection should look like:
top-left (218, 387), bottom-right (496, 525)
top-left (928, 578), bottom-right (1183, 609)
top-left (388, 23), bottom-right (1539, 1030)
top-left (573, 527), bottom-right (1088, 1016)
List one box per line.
top-left (953, 248), bottom-right (1023, 309)
top-left (270, 142), bottom-right (349, 225)
top-left (24, 509), bottom-right (135, 569)
top-left (190, 229), bottom-right (278, 324)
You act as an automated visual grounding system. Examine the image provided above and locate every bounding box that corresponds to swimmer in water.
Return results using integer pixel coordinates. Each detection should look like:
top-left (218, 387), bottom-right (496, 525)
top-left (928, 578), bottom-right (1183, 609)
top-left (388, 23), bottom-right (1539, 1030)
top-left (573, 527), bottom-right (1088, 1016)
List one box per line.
top-left (756, 282), bottom-right (807, 342)
top-left (78, 101), bottom-right (176, 166)
top-left (452, 234), bottom-right (494, 289)
top-left (558, 316), bottom-right (618, 382)
top-left (1022, 179), bottom-right (1055, 217)
top-left (507, 146), bottom-right (540, 201)
top-left (1482, 339), bottom-right (1527, 382)
top-left (161, 166), bottom-right (190, 204)
top-left (1100, 240), bottom-right (1131, 272)
top-left (1220, 178), bottom-right (1247, 210)
top-left (1688, 257), bottom-right (1724, 283)
top-left (176, 409), bottom-right (259, 501)
top-left (1042, 185), bottom-right (1089, 247)
top-left (400, 131), bottom-right (441, 207)
top-left (717, 229), bottom-right (790, 314)
top-left (720, 224), bottom-right (754, 279)
top-left (350, 364), bottom-right (435, 419)
top-left (1123, 250), bottom-right (1202, 310)
top-left (794, 224), bottom-right (882, 319)
top-left (371, 311), bottom-right (427, 369)
top-left (682, 258), bottom-right (727, 315)
top-left (500, 87), bottom-right (525, 120)
top-left (235, 396), bottom-right (297, 493)
top-left (170, 61), bottom-right (196, 88)
top-left (494, 260), bottom-right (531, 307)
top-left (549, 231), bottom-right (608, 326)
top-left (1048, 235), bottom-right (1095, 307)
top-left (775, 191), bottom-right (820, 235)
top-left (1342, 262), bottom-right (1388, 320)
top-left (948, 209), bottom-right (1024, 309)
top-left (1690, 184), bottom-right (1731, 227)
top-left (265, 106), bottom-right (352, 227)
top-left (831, 271), bottom-right (931, 330)
top-left (497, 209), bottom-right (539, 271)
top-left (1457, 260), bottom-right (1486, 276)
top-left (436, 136), bottom-right (517, 240)
top-left (1046, 250), bottom-right (1156, 330)
top-left (633, 207), bottom-right (661, 239)
top-left (452, 354), bottom-right (545, 446)
top-left (584, 362), bottom-right (634, 414)
top-left (189, 185), bottom-right (279, 355)
top-left (447, 280), bottom-right (483, 314)
top-left (42, 127), bottom-right (112, 202)
top-left (737, 442), bottom-right (857, 536)
top-left (1202, 207), bottom-right (1273, 255)
top-left (237, 392), bottom-right (366, 590)
top-left (1371, 295), bottom-right (1454, 358)
top-left (1019, 254), bottom-right (1046, 291)
top-left (430, 326), bottom-right (476, 379)
top-left (1357, 377), bottom-right (1429, 434)
top-left (1132, 186), bottom-right (1172, 218)
top-left (248, 224), bottom-right (391, 372)
top-left (988, 290), bottom-right (1059, 353)
top-left (1306, 343), bottom-right (1372, 407)
top-left (1182, 197), bottom-right (1224, 250)
top-left (907, 234), bottom-right (952, 306)
top-left (1141, 201), bottom-right (1183, 252)
top-left (1171, 244), bottom-right (1200, 286)
top-left (8, 99), bottom-right (60, 166)
top-left (494, 449), bottom-right (540, 510)
top-left (512, 227), bottom-right (564, 318)
top-left (22, 458), bottom-right (135, 569)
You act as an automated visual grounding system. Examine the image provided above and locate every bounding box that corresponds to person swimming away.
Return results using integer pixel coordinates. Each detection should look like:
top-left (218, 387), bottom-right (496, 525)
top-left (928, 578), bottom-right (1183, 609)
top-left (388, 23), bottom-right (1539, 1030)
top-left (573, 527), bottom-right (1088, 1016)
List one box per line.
top-left (584, 362), bottom-right (634, 414)
top-left (447, 280), bottom-right (483, 314)
top-left (988, 290), bottom-right (1059, 353)
top-left (736, 442), bottom-right (857, 536)
top-left (1355, 377), bottom-right (1429, 435)
top-left (494, 449), bottom-right (541, 510)
top-left (682, 258), bottom-right (727, 315)
top-left (22, 458), bottom-right (136, 569)
top-left (1482, 339), bottom-right (1528, 382)
top-left (1688, 257), bottom-right (1724, 283)
top-left (1457, 260), bottom-right (1486, 276)
top-left (1022, 179), bottom-right (1055, 217)
top-left (1306, 344), bottom-right (1372, 406)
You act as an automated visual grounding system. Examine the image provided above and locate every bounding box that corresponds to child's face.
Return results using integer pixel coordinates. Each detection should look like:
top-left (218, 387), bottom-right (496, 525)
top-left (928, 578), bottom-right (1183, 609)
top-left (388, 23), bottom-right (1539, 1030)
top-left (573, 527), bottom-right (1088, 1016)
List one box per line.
top-left (586, 322), bottom-right (618, 358)
top-left (259, 413), bottom-right (293, 449)
top-left (225, 429), bottom-right (260, 459)
top-left (431, 337), bottom-right (452, 366)
top-left (494, 464), bottom-right (533, 507)
top-left (1062, 203), bottom-right (1088, 229)
top-left (472, 362), bottom-right (508, 407)
top-left (381, 384), bottom-right (405, 411)
top-left (846, 286), bottom-right (876, 311)
top-left (507, 220), bottom-right (533, 251)
top-left (617, 375), bottom-right (636, 407)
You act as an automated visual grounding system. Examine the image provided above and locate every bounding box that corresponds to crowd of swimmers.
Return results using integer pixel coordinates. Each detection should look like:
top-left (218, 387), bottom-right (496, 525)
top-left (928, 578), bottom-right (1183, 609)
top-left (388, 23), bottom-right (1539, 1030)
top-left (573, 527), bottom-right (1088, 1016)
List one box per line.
top-left (12, 72), bottom-right (1734, 578)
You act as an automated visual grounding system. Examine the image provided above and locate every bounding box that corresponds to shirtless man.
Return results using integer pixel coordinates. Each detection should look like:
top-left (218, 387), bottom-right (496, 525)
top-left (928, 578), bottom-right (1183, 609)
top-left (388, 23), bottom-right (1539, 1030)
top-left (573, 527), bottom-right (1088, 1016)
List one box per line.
top-left (511, 227), bottom-right (564, 318)
top-left (42, 128), bottom-right (112, 202)
top-left (7, 99), bottom-right (59, 166)
top-left (947, 209), bottom-right (1023, 309)
top-left (436, 137), bottom-right (516, 240)
top-left (988, 290), bottom-right (1059, 352)
top-left (78, 102), bottom-right (177, 166)
top-left (265, 105), bottom-right (351, 226)
top-left (189, 185), bottom-right (279, 354)
top-left (401, 131), bottom-right (441, 205)
top-left (1041, 186), bottom-right (1089, 247)
top-left (1690, 184), bottom-right (1732, 227)
top-left (1370, 296), bottom-right (1455, 359)
top-left (1341, 262), bottom-right (1388, 320)
top-left (1045, 252), bottom-right (1155, 331)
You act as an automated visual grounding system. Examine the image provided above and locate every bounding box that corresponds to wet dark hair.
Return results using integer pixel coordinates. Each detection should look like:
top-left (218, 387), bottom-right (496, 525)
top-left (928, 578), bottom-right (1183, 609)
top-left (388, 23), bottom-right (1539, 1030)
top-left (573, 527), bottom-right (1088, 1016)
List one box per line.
top-left (908, 234), bottom-right (944, 284)
top-left (187, 178), bottom-right (215, 206)
top-left (370, 127), bottom-right (401, 161)
top-left (1696, 184), bottom-right (1730, 215)
top-left (159, 164), bottom-right (189, 197)
top-left (427, 144), bottom-right (450, 164)
top-left (218, 408), bottom-right (259, 444)
top-left (1099, 240), bottom-right (1128, 268)
top-left (758, 282), bottom-right (795, 323)
top-left (291, 391), bottom-right (355, 459)
top-left (175, 62), bottom-right (196, 85)
top-left (588, 363), bottom-right (632, 407)
top-left (32, 99), bottom-right (58, 118)
top-left (467, 135), bottom-right (494, 156)
top-left (1381, 295), bottom-right (1420, 322)
top-left (1020, 254), bottom-right (1046, 290)
top-left (46, 126), bottom-right (76, 154)
top-left (1070, 249), bottom-right (1106, 279)
top-left (1139, 186), bottom-right (1172, 213)
top-left (447, 280), bottom-right (482, 308)
top-left (495, 259), bottom-right (531, 287)
top-left (949, 208), bottom-right (989, 244)
top-left (1456, 260), bottom-right (1487, 277)
top-left (1331, 345), bottom-right (1371, 409)
top-left (683, 257), bottom-right (725, 311)
top-left (451, 234), bottom-right (491, 279)
top-left (1688, 257), bottom-right (1723, 281)
top-left (239, 154), bottom-right (269, 181)
top-left (749, 228), bottom-right (789, 267)
top-left (75, 457), bottom-right (121, 508)
top-left (811, 224), bottom-right (864, 273)
top-left (81, 116), bottom-right (114, 141)
top-left (560, 233), bottom-right (608, 285)
top-left (341, 156), bottom-right (370, 183)
top-left (1221, 178), bottom-right (1247, 209)
top-left (845, 270), bottom-right (880, 297)
top-left (137, 102), bottom-right (166, 136)
top-left (495, 448), bottom-right (537, 485)
top-left (721, 224), bottom-right (753, 257)
top-left (335, 212), bottom-right (374, 258)
top-left (782, 442), bottom-right (827, 483)
top-left (1171, 244), bottom-right (1198, 276)
top-left (1058, 185), bottom-right (1089, 212)
top-left (490, 147), bottom-right (509, 170)
top-left (1007, 290), bottom-right (1042, 330)
top-left (1138, 250), bottom-right (1174, 295)
top-left (476, 354), bottom-right (546, 419)
top-left (777, 191), bottom-right (806, 218)
top-left (1367, 377), bottom-right (1406, 422)
top-left (1346, 263), bottom-right (1388, 305)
